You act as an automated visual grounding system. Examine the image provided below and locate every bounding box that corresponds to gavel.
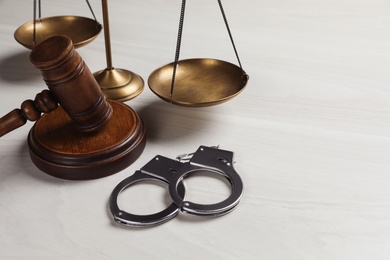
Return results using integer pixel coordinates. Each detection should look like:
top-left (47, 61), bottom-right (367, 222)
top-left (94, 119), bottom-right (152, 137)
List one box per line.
top-left (0, 36), bottom-right (146, 180)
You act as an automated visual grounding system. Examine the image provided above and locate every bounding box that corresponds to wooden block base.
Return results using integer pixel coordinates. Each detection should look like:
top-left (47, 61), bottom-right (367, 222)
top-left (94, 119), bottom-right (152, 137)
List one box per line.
top-left (27, 100), bottom-right (146, 180)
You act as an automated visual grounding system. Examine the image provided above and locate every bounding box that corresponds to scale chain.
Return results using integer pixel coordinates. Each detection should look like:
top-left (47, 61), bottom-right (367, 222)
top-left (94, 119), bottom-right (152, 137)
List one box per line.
top-left (217, 0), bottom-right (245, 72)
top-left (86, 0), bottom-right (99, 23)
top-left (170, 0), bottom-right (186, 100)
top-left (170, 0), bottom-right (246, 101)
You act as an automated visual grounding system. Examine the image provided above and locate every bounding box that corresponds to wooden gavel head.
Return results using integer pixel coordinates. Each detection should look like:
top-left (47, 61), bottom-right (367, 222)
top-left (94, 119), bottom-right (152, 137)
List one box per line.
top-left (30, 35), bottom-right (112, 132)
top-left (0, 35), bottom-right (146, 180)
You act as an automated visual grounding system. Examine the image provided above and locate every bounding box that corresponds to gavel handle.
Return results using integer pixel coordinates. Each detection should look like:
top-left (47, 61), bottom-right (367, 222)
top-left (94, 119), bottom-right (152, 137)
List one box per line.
top-left (0, 90), bottom-right (58, 137)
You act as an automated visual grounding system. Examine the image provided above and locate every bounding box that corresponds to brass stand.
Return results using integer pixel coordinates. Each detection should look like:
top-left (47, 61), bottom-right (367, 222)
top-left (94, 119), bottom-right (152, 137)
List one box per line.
top-left (94, 0), bottom-right (144, 102)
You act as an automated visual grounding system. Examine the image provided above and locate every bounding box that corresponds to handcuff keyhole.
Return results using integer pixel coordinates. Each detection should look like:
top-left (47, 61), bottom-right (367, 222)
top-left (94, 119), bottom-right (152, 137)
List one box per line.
top-left (218, 157), bottom-right (231, 166)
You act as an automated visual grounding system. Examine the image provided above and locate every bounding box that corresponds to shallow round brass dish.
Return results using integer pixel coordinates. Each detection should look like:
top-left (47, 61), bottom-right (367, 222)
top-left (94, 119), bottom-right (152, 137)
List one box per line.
top-left (14, 16), bottom-right (102, 49)
top-left (148, 58), bottom-right (248, 107)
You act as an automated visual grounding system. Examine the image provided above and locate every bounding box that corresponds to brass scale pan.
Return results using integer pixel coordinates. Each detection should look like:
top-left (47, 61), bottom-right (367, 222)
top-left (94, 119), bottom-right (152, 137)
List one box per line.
top-left (149, 58), bottom-right (248, 106)
top-left (149, 0), bottom-right (249, 107)
top-left (14, 0), bottom-right (101, 49)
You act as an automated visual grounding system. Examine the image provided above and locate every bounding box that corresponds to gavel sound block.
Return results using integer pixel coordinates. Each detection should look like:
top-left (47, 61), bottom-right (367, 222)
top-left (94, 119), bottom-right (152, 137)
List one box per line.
top-left (0, 36), bottom-right (146, 180)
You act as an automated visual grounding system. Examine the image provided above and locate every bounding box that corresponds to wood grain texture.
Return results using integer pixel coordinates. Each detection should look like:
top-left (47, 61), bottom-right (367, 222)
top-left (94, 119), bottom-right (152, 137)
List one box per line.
top-left (30, 35), bottom-right (113, 133)
top-left (28, 100), bottom-right (146, 180)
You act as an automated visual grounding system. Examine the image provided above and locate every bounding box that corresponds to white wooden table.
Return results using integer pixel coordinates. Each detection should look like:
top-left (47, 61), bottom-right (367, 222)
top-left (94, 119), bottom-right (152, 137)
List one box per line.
top-left (1, 0), bottom-right (390, 259)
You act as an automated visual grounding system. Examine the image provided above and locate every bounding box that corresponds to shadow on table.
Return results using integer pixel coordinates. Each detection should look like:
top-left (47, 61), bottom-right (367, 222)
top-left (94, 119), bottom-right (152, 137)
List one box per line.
top-left (17, 142), bottom-right (65, 184)
top-left (0, 50), bottom-right (41, 84)
top-left (136, 99), bottom-right (216, 143)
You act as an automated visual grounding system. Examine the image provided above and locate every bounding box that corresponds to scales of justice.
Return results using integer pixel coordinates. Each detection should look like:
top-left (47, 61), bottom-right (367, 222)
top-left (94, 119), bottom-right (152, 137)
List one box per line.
top-left (0, 0), bottom-right (248, 180)
top-left (14, 0), bottom-right (144, 102)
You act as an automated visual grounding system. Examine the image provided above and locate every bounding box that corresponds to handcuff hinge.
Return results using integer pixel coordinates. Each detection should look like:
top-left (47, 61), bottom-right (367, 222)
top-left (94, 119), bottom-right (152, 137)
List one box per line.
top-left (176, 145), bottom-right (220, 162)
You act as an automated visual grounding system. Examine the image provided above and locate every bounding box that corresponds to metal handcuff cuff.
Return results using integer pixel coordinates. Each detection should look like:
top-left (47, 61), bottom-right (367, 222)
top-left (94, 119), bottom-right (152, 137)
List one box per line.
top-left (109, 146), bottom-right (244, 227)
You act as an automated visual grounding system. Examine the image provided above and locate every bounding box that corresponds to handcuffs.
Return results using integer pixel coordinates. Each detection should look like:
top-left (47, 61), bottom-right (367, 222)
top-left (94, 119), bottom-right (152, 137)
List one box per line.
top-left (109, 145), bottom-right (244, 227)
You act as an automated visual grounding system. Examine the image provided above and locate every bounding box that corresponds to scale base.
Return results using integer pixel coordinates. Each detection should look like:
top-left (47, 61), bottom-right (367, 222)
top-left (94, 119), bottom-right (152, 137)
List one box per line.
top-left (94, 68), bottom-right (144, 102)
top-left (27, 100), bottom-right (146, 180)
